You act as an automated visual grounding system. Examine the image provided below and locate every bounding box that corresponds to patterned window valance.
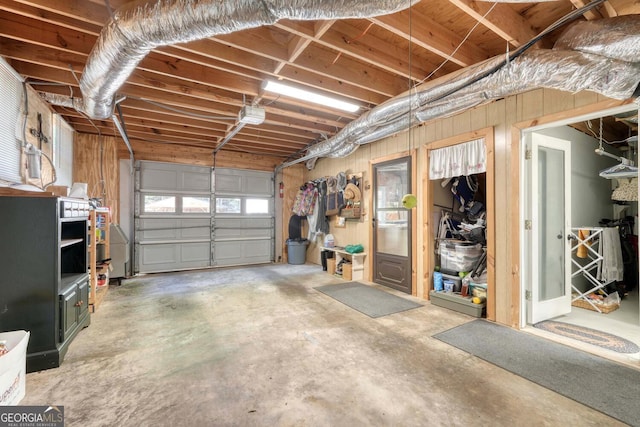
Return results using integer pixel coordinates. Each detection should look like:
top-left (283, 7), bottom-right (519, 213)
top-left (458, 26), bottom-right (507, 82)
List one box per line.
top-left (429, 138), bottom-right (486, 180)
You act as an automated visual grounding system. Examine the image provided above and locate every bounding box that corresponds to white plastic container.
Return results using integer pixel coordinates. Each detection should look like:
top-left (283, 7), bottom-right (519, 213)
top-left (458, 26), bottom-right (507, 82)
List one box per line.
top-left (439, 241), bottom-right (483, 272)
top-left (0, 330), bottom-right (30, 406)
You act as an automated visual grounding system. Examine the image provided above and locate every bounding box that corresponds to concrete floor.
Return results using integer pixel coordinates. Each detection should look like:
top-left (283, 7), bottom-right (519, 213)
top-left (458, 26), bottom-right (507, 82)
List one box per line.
top-left (23, 264), bottom-right (626, 426)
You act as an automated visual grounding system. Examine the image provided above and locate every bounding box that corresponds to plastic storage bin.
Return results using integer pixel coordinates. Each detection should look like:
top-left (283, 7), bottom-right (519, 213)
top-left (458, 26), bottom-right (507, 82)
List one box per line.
top-left (286, 239), bottom-right (309, 265)
top-left (439, 240), bottom-right (483, 273)
top-left (429, 291), bottom-right (485, 317)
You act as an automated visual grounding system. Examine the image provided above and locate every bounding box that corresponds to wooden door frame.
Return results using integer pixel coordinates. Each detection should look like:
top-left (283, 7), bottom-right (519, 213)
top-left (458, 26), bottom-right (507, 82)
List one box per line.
top-left (368, 150), bottom-right (417, 295)
top-left (423, 127), bottom-right (496, 321)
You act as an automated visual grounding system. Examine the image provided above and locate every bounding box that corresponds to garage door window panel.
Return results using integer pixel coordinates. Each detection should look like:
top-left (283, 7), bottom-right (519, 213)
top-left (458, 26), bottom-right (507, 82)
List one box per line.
top-left (143, 195), bottom-right (176, 213)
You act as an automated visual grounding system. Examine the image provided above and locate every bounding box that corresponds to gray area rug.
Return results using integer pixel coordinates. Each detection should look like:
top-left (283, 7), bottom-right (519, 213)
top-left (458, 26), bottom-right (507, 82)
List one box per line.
top-left (314, 282), bottom-right (422, 318)
top-left (434, 319), bottom-right (640, 426)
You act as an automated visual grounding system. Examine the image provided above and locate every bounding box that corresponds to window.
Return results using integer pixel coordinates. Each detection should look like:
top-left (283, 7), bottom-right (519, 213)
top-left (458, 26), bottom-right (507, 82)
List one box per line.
top-left (143, 195), bottom-right (176, 213)
top-left (215, 198), bottom-right (241, 214)
top-left (0, 58), bottom-right (23, 183)
top-left (246, 198), bottom-right (269, 214)
top-left (183, 196), bottom-right (210, 213)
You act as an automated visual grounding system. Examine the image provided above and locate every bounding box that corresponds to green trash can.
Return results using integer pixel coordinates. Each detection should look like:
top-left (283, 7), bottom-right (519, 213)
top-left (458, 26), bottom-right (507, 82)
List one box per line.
top-left (287, 239), bottom-right (309, 265)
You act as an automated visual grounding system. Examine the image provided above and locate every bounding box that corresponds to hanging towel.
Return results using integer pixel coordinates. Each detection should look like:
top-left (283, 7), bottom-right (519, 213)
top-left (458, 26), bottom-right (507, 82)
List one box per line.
top-left (576, 229), bottom-right (590, 259)
top-left (597, 227), bottom-right (624, 283)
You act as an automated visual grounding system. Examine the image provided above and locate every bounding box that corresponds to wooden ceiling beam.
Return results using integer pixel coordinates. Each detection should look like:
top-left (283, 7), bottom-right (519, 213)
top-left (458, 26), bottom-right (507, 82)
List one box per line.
top-left (0, 0), bottom-right (102, 34)
top-left (162, 38), bottom-right (387, 104)
top-left (213, 28), bottom-right (406, 97)
top-left (447, 0), bottom-right (538, 48)
top-left (119, 101), bottom-right (317, 142)
top-left (322, 21), bottom-right (451, 81)
top-left (64, 115), bottom-right (225, 142)
top-left (53, 95), bottom-right (320, 144)
top-left (13, 0), bottom-right (108, 27)
top-left (69, 119), bottom-right (304, 157)
top-left (1, 8), bottom-right (385, 113)
top-left (22, 70), bottom-right (341, 141)
top-left (273, 20), bottom-right (337, 76)
top-left (0, 38), bottom-right (355, 131)
top-left (370, 9), bottom-right (489, 68)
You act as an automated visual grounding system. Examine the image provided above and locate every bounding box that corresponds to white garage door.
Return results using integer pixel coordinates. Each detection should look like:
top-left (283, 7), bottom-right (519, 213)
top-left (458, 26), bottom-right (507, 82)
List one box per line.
top-left (213, 168), bottom-right (274, 267)
top-left (134, 162), bottom-right (274, 273)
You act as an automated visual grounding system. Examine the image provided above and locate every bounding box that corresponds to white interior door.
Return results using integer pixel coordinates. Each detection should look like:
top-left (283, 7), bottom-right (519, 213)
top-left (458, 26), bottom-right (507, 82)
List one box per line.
top-left (527, 133), bottom-right (572, 324)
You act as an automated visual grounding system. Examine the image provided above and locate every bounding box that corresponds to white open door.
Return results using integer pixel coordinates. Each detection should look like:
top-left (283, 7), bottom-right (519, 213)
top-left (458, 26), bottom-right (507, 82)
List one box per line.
top-left (526, 132), bottom-right (572, 324)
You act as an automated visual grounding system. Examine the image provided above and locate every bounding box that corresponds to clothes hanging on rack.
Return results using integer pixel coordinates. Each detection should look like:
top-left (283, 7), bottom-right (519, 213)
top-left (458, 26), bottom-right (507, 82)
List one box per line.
top-left (597, 227), bottom-right (624, 283)
top-left (307, 178), bottom-right (330, 240)
top-left (599, 217), bottom-right (638, 294)
top-left (292, 183), bottom-right (317, 216)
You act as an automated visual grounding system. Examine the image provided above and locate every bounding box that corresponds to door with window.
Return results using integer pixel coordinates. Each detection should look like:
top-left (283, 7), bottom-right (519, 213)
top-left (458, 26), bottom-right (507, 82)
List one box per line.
top-left (372, 157), bottom-right (412, 293)
top-left (525, 132), bottom-right (572, 323)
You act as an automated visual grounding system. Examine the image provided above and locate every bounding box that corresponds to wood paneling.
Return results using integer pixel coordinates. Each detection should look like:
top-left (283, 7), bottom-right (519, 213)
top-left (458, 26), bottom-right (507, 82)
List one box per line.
top-left (117, 139), bottom-right (282, 171)
top-left (296, 89), bottom-right (636, 328)
top-left (73, 134), bottom-right (119, 222)
top-left (280, 164), bottom-right (305, 263)
top-left (22, 86), bottom-right (55, 188)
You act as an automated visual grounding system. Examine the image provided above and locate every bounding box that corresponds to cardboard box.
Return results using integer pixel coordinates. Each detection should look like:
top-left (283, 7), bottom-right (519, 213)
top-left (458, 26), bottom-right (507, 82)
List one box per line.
top-left (327, 258), bottom-right (336, 275)
top-left (47, 185), bottom-right (69, 197)
top-left (0, 330), bottom-right (30, 405)
top-left (342, 263), bottom-right (352, 281)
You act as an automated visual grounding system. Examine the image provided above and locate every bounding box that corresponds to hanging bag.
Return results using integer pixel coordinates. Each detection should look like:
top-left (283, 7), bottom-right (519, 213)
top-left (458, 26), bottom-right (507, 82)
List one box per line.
top-left (325, 191), bottom-right (343, 216)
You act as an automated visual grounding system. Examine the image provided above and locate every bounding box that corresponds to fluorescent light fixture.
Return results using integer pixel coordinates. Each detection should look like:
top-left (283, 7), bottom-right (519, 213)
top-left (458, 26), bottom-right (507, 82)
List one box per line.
top-left (264, 80), bottom-right (360, 113)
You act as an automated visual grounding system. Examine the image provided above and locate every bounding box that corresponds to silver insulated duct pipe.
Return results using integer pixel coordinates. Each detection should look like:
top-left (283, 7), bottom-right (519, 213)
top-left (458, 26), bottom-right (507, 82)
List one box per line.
top-left (79, 0), bottom-right (418, 120)
top-left (303, 15), bottom-right (640, 167)
top-left (41, 1), bottom-right (639, 169)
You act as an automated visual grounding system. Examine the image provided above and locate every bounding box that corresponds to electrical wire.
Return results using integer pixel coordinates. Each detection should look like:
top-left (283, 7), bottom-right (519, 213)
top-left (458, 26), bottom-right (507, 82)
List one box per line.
top-left (411, 0), bottom-right (607, 110)
top-left (417, 2), bottom-right (498, 87)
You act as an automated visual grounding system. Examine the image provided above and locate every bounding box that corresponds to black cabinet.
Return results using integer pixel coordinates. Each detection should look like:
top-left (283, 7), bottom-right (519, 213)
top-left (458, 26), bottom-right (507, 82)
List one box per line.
top-left (0, 196), bottom-right (91, 372)
top-left (60, 278), bottom-right (89, 343)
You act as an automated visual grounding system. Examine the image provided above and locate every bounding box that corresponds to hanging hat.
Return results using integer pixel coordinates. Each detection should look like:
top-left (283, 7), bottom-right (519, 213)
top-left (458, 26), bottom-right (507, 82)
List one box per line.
top-left (344, 183), bottom-right (361, 202)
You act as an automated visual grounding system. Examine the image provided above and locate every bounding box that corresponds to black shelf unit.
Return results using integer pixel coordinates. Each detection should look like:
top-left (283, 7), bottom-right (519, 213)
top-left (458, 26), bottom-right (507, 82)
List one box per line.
top-left (0, 195), bottom-right (91, 372)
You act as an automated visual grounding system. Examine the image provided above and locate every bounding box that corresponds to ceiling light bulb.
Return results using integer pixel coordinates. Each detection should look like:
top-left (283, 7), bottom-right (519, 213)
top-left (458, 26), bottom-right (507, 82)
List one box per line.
top-left (264, 80), bottom-right (359, 113)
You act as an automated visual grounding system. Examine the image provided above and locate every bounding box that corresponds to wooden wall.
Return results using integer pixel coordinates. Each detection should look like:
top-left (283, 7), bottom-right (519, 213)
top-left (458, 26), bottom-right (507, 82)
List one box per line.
top-left (74, 134), bottom-right (120, 222)
top-left (279, 164), bottom-right (305, 263)
top-left (72, 87), bottom-right (632, 328)
top-left (297, 88), bottom-right (632, 328)
top-left (22, 86), bottom-right (55, 188)
top-left (117, 139), bottom-right (283, 171)
top-left (76, 132), bottom-right (290, 224)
